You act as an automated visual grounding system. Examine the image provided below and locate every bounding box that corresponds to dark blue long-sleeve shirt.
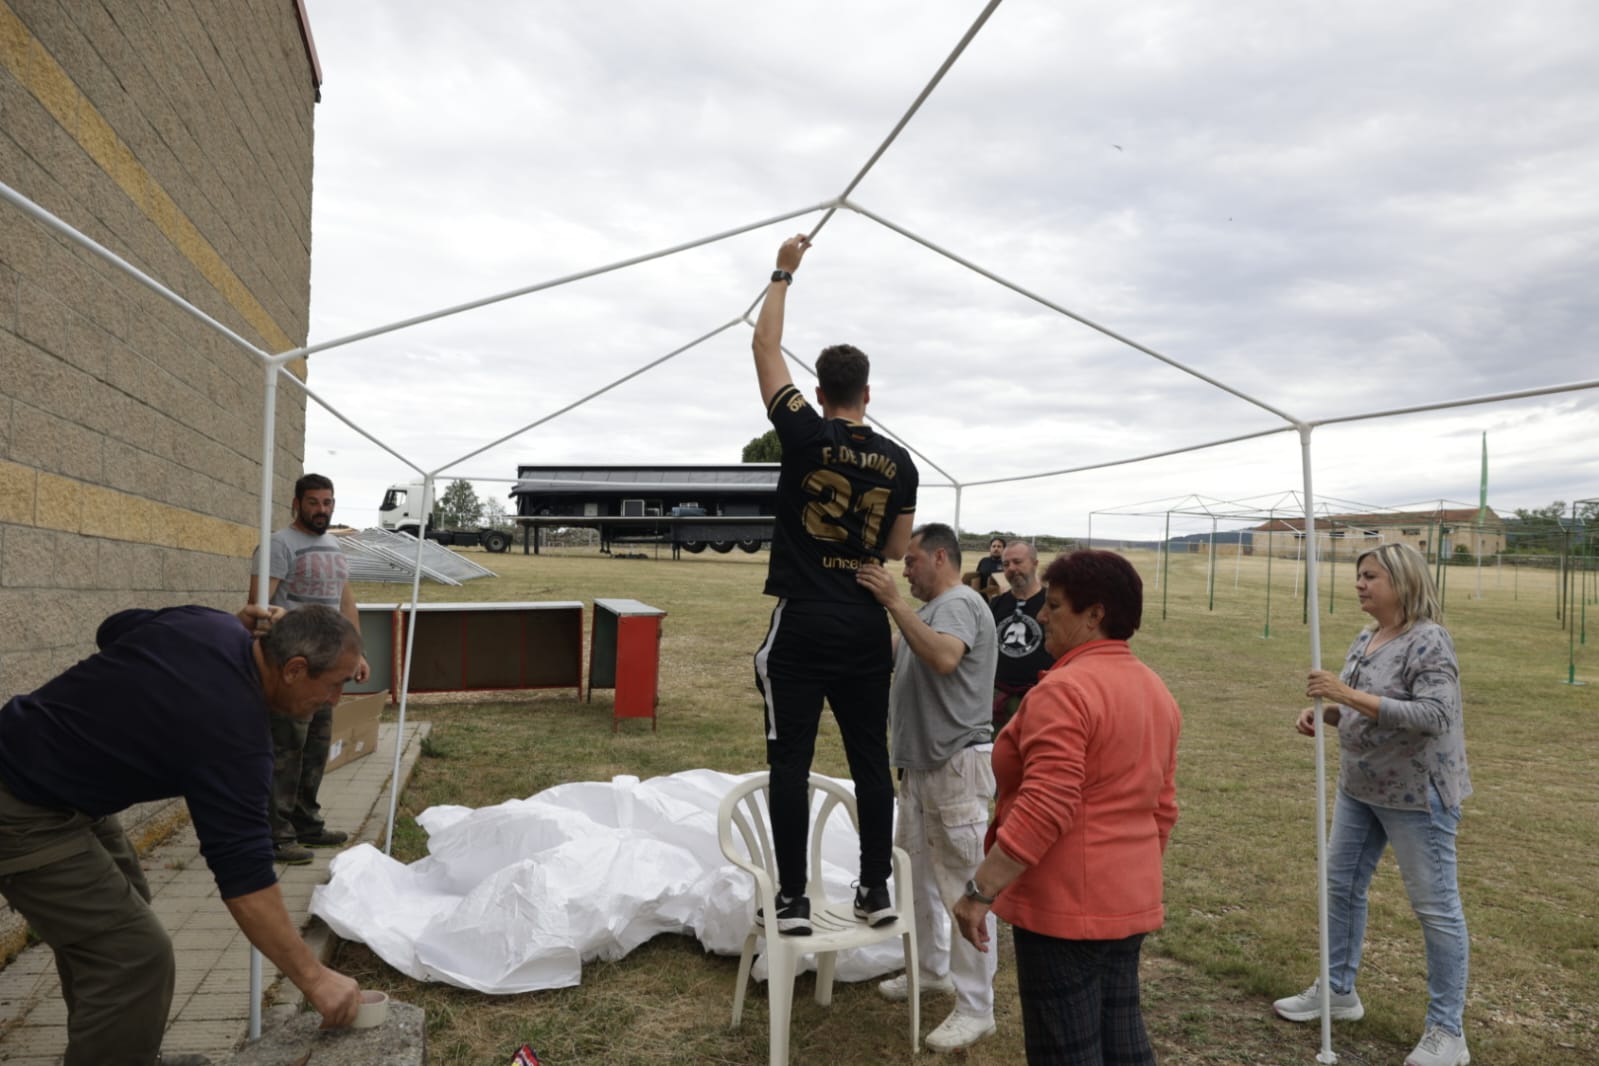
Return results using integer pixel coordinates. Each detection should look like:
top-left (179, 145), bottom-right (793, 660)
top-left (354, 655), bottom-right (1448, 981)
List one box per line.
top-left (0, 606), bottom-right (277, 899)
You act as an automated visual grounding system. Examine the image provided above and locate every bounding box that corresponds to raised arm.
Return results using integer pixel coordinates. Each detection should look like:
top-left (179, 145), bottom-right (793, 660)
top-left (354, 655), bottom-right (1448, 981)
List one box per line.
top-left (752, 234), bottom-right (811, 406)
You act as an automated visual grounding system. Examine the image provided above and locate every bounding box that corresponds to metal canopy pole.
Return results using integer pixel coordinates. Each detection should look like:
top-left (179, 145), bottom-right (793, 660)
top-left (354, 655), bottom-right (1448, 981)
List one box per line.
top-left (1438, 521), bottom-right (1451, 609)
top-left (386, 476), bottom-right (434, 855)
top-left (1563, 529), bottom-right (1584, 685)
top-left (246, 361), bottom-right (281, 1041)
top-left (1475, 519), bottom-right (1484, 600)
top-left (1329, 525), bottom-right (1337, 615)
top-left (1161, 511), bottom-right (1172, 621)
top-left (1264, 509), bottom-right (1276, 639)
top-left (1295, 534), bottom-right (1305, 615)
top-left (1432, 518), bottom-right (1445, 595)
top-left (1299, 426), bottom-right (1338, 1065)
top-left (1207, 516), bottom-right (1217, 611)
top-left (847, 199), bottom-right (1303, 426)
top-left (722, 0), bottom-right (1008, 283)
top-left (289, 202), bottom-right (833, 364)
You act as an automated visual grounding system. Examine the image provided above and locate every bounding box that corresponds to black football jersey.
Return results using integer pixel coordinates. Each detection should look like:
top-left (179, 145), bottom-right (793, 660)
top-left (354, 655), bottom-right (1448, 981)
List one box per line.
top-left (762, 383), bottom-right (919, 602)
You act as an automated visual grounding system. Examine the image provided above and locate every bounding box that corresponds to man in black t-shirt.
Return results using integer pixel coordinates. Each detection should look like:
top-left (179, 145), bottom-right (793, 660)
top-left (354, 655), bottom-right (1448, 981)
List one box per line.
top-left (973, 537), bottom-right (1006, 595)
top-left (0, 605), bottom-right (364, 1063)
top-left (750, 233), bottom-right (919, 936)
top-left (990, 539), bottom-right (1052, 731)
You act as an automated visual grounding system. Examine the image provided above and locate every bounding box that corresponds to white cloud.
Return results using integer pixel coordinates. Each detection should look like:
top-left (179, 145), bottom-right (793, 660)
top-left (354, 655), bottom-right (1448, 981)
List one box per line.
top-left (299, 0), bottom-right (1599, 537)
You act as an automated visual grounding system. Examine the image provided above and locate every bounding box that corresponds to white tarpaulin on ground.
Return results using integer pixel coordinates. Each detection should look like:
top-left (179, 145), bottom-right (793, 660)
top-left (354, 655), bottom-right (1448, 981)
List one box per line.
top-left (309, 769), bottom-right (909, 993)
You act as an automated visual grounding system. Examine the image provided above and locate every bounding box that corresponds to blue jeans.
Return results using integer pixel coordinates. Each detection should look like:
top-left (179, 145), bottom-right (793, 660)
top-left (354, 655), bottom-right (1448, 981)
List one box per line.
top-left (1327, 786), bottom-right (1469, 1035)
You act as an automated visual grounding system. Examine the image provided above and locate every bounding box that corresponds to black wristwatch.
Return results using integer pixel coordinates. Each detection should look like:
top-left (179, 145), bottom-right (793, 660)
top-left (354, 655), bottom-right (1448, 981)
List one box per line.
top-left (771, 269), bottom-right (793, 285)
top-left (964, 878), bottom-right (996, 905)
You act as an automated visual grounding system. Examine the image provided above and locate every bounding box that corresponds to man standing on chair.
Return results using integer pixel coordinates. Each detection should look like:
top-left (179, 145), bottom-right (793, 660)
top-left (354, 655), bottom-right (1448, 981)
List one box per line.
top-left (751, 234), bottom-right (919, 937)
top-left (858, 523), bottom-right (1000, 1053)
top-left (248, 474), bottom-right (370, 865)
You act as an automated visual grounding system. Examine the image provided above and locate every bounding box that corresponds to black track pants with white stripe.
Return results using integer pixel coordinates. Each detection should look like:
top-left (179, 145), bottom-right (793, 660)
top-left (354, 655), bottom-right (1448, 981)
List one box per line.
top-left (753, 598), bottom-right (895, 897)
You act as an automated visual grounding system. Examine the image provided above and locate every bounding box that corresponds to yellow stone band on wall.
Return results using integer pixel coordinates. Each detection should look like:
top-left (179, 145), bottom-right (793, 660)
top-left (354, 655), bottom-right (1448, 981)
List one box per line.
top-left (1, 458), bottom-right (256, 558)
top-left (0, 1), bottom-right (300, 364)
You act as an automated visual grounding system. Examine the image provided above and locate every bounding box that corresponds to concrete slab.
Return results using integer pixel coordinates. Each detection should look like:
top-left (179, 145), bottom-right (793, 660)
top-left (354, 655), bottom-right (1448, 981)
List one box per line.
top-left (227, 1001), bottom-right (425, 1066)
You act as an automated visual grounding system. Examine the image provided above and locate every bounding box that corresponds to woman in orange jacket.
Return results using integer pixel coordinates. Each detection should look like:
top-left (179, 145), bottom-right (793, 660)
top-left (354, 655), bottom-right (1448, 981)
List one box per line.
top-left (954, 550), bottom-right (1181, 1065)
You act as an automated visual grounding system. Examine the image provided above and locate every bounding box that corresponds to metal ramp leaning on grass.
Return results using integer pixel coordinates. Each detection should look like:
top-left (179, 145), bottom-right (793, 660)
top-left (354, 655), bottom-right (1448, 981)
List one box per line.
top-left (338, 529), bottom-right (497, 586)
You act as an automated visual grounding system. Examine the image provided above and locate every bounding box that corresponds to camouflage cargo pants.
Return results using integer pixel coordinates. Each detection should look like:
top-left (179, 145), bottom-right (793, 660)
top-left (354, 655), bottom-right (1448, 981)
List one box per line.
top-left (268, 705), bottom-right (332, 845)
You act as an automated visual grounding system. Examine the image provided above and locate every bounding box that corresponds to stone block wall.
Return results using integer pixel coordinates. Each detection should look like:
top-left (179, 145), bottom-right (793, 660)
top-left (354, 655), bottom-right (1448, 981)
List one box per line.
top-left (0, 0), bottom-right (319, 698)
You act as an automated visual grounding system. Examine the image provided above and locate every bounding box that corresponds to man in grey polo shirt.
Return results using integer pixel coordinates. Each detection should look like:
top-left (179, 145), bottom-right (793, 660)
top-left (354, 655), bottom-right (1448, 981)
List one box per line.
top-left (858, 522), bottom-right (999, 1053)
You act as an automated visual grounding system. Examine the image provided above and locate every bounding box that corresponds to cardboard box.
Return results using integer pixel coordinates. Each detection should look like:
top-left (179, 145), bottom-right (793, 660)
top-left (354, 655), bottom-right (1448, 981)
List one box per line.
top-left (326, 691), bottom-right (384, 773)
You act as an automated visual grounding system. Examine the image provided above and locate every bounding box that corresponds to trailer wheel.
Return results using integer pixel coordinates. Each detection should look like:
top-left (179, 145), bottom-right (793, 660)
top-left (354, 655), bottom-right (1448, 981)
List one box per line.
top-left (680, 540), bottom-right (707, 554)
top-left (483, 530), bottom-right (511, 553)
top-left (736, 539), bottom-right (763, 554)
top-left (711, 541), bottom-right (735, 554)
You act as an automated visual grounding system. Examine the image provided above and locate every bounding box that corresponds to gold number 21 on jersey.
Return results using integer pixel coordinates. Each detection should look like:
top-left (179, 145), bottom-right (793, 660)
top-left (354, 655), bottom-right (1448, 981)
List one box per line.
top-left (801, 470), bottom-right (890, 546)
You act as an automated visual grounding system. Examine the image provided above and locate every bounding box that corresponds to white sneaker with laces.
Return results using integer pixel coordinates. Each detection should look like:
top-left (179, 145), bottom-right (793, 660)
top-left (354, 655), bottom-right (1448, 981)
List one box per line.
top-left (1405, 1025), bottom-right (1470, 1066)
top-left (925, 1009), bottom-right (996, 1052)
top-left (1272, 979), bottom-right (1364, 1022)
top-left (876, 971), bottom-right (955, 1001)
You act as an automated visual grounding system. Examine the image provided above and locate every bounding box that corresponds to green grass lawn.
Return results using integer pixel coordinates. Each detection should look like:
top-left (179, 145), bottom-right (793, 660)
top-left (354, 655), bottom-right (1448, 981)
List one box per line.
top-left (336, 546), bottom-right (1598, 1065)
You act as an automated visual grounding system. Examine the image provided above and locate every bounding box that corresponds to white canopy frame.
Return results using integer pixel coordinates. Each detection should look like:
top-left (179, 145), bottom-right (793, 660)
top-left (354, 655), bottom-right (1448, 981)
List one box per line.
top-left (5, 0), bottom-right (1599, 1056)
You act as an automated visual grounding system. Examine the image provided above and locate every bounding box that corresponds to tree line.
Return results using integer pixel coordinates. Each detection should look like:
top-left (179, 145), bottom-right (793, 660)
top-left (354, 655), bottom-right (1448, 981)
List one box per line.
top-left (1505, 500), bottom-right (1597, 554)
top-left (432, 480), bottom-right (511, 530)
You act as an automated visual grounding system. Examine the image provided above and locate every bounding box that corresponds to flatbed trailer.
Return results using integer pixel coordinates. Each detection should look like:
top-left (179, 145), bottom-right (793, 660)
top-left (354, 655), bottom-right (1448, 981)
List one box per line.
top-left (511, 463), bottom-right (780, 555)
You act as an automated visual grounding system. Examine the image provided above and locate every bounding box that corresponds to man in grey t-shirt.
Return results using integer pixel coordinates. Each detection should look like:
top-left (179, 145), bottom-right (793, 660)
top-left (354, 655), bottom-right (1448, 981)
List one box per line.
top-left (857, 523), bottom-right (999, 1053)
top-left (248, 474), bottom-right (369, 864)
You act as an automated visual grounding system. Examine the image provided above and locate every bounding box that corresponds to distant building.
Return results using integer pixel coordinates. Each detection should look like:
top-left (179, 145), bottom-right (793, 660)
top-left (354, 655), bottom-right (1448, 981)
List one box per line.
top-left (1247, 508), bottom-right (1506, 560)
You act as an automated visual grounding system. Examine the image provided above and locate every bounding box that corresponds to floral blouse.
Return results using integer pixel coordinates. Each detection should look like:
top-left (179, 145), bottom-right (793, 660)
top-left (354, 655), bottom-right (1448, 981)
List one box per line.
top-left (1335, 618), bottom-right (1472, 811)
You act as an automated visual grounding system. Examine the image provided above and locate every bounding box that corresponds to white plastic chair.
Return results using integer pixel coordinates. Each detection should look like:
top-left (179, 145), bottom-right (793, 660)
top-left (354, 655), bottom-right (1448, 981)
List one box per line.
top-left (717, 772), bottom-right (920, 1066)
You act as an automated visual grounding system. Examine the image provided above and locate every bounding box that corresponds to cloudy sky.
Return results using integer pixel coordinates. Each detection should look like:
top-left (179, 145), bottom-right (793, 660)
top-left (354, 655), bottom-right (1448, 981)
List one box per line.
top-left (298, 0), bottom-right (1598, 541)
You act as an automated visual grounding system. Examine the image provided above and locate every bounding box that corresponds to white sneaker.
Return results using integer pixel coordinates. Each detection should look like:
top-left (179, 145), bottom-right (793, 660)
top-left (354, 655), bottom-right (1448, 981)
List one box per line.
top-left (1273, 980), bottom-right (1364, 1022)
top-left (1406, 1026), bottom-right (1470, 1066)
top-left (925, 1009), bottom-right (996, 1052)
top-left (876, 972), bottom-right (955, 1001)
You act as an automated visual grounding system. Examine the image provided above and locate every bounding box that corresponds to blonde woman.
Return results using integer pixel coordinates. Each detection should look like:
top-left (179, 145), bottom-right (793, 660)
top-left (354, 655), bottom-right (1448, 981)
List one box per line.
top-left (1275, 542), bottom-right (1471, 1066)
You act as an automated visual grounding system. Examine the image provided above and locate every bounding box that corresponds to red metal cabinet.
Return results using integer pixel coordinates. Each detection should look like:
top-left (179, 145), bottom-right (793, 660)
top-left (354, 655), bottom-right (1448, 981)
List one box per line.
top-left (588, 598), bottom-right (667, 731)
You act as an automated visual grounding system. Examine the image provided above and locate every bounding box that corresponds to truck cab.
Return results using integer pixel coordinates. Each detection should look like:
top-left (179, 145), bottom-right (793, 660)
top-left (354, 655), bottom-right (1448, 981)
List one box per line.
top-left (378, 482), bottom-right (515, 553)
top-left (379, 482), bottom-right (428, 536)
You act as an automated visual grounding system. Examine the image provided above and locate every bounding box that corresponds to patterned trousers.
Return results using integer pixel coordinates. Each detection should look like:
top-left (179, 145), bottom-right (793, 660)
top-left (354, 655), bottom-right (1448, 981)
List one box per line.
top-left (1011, 926), bottom-right (1155, 1066)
